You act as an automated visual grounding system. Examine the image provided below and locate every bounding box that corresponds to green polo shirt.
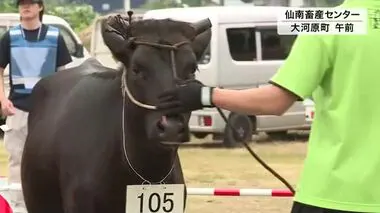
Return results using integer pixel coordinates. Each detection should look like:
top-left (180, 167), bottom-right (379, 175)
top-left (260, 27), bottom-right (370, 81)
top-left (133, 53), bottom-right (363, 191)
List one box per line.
top-left (270, 0), bottom-right (380, 212)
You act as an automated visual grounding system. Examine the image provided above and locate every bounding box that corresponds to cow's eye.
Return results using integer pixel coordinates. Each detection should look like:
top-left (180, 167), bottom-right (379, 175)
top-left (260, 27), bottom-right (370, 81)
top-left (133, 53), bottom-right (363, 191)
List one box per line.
top-left (188, 73), bottom-right (196, 79)
top-left (132, 67), bottom-right (140, 74)
top-left (131, 66), bottom-right (146, 79)
top-left (186, 63), bottom-right (198, 74)
top-left (192, 64), bottom-right (199, 73)
top-left (131, 63), bottom-right (145, 75)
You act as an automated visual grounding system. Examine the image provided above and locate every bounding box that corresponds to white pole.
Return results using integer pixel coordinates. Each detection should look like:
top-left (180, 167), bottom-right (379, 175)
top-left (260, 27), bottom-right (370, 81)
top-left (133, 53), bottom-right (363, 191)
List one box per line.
top-left (124, 0), bottom-right (131, 10)
top-left (186, 188), bottom-right (293, 197)
top-left (0, 184), bottom-right (293, 197)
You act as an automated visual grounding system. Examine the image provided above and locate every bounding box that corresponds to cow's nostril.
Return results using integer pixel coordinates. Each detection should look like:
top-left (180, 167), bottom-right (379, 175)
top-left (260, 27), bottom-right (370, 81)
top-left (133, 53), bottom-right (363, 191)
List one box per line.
top-left (156, 115), bottom-right (187, 135)
top-left (157, 121), bottom-right (165, 133)
top-left (166, 115), bottom-right (186, 133)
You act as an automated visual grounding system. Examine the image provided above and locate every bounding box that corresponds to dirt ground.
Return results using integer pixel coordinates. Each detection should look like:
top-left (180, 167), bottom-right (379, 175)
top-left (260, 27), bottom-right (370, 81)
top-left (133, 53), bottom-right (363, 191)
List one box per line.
top-left (0, 133), bottom-right (308, 213)
top-left (179, 134), bottom-right (308, 213)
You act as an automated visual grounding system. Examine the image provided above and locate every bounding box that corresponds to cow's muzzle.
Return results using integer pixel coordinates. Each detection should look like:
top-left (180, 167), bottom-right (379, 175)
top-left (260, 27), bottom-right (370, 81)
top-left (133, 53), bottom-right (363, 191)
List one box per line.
top-left (153, 115), bottom-right (190, 144)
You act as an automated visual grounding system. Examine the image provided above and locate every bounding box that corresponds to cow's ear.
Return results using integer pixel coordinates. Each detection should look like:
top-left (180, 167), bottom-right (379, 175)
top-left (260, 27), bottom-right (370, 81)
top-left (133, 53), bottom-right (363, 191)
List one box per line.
top-left (101, 15), bottom-right (130, 62)
top-left (191, 29), bottom-right (211, 61)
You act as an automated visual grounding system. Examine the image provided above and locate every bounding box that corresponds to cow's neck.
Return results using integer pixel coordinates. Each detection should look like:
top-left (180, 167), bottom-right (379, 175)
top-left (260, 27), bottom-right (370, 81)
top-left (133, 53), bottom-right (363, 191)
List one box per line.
top-left (123, 110), bottom-right (178, 183)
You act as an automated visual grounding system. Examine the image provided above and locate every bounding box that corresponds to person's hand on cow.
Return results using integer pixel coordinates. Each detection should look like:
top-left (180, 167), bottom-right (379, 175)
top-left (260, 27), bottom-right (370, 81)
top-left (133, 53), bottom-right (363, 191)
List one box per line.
top-left (157, 80), bottom-right (215, 114)
top-left (0, 99), bottom-right (16, 116)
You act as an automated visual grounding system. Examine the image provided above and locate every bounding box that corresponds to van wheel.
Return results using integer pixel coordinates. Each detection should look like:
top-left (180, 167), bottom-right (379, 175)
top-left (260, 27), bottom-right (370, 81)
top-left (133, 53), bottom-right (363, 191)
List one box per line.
top-left (193, 133), bottom-right (208, 139)
top-left (223, 113), bottom-right (253, 148)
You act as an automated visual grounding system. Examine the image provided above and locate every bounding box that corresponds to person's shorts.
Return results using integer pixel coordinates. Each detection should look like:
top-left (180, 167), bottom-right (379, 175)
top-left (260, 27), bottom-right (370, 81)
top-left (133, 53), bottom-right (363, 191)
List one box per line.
top-left (291, 201), bottom-right (361, 213)
top-left (0, 194), bottom-right (12, 213)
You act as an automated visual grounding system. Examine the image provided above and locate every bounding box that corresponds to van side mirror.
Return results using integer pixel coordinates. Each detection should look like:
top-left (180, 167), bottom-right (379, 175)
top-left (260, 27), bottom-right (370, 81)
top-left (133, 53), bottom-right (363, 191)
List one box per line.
top-left (75, 44), bottom-right (84, 58)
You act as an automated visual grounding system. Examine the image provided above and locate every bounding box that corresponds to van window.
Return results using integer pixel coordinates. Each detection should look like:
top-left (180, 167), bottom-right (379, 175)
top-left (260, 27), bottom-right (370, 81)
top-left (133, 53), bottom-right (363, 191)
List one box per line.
top-left (226, 27), bottom-right (256, 61)
top-left (259, 28), bottom-right (297, 60)
top-left (51, 24), bottom-right (77, 56)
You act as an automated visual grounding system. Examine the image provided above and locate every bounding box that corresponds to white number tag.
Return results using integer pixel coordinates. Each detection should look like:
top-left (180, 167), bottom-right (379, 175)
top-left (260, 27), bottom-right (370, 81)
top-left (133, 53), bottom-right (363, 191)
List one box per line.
top-left (126, 184), bottom-right (185, 213)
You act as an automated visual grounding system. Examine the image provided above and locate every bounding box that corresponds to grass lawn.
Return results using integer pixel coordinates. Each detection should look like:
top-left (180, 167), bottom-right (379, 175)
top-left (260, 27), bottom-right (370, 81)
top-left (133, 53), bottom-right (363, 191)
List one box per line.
top-left (0, 133), bottom-right (308, 213)
top-left (179, 136), bottom-right (307, 213)
top-left (0, 141), bottom-right (8, 177)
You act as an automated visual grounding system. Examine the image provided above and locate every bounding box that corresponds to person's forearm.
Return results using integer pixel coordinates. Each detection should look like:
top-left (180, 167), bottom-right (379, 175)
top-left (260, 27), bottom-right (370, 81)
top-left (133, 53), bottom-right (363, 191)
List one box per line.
top-left (211, 85), bottom-right (297, 116)
top-left (0, 68), bottom-right (6, 101)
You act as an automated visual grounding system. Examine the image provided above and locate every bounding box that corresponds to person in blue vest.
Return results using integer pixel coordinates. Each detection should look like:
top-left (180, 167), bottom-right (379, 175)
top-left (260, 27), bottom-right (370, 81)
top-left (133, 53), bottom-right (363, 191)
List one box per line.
top-left (0, 0), bottom-right (72, 210)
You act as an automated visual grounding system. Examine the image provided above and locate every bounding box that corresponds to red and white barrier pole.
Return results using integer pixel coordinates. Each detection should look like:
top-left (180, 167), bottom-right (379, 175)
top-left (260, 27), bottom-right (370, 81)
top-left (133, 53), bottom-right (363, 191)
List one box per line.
top-left (187, 188), bottom-right (294, 197)
top-left (0, 178), bottom-right (295, 198)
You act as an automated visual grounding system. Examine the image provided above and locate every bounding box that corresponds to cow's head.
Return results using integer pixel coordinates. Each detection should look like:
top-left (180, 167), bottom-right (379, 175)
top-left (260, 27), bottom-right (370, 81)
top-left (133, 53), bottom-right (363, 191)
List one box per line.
top-left (101, 12), bottom-right (211, 144)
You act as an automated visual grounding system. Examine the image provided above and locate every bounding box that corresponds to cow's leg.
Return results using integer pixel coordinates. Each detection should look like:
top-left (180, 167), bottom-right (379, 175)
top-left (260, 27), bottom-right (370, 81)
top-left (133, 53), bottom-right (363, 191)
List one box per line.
top-left (21, 141), bottom-right (63, 213)
top-left (22, 170), bottom-right (63, 213)
top-left (169, 155), bottom-right (187, 210)
top-left (62, 179), bottom-right (126, 213)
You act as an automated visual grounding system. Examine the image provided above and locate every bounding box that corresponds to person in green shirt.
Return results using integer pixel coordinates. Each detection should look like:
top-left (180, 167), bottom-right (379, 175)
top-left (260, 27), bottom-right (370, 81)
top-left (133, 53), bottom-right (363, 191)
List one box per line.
top-left (156, 0), bottom-right (380, 212)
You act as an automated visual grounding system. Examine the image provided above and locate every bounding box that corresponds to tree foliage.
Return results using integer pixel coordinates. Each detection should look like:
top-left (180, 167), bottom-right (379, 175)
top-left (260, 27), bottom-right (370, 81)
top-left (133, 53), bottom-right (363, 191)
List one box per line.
top-left (0, 0), bottom-right (98, 33)
top-left (302, 0), bottom-right (344, 7)
top-left (140, 0), bottom-right (181, 9)
top-left (140, 0), bottom-right (210, 9)
top-left (47, 3), bottom-right (98, 33)
top-left (0, 0), bottom-right (19, 13)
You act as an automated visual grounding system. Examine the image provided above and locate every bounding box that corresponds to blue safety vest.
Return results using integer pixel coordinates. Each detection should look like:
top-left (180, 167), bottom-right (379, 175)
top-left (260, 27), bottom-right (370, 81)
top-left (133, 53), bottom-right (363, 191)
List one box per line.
top-left (9, 24), bottom-right (58, 94)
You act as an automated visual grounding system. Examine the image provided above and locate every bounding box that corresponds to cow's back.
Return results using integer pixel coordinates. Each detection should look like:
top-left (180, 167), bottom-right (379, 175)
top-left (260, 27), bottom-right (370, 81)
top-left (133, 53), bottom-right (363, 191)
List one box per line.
top-left (21, 58), bottom-right (127, 213)
top-left (27, 58), bottom-right (117, 128)
top-left (23, 57), bottom-right (122, 172)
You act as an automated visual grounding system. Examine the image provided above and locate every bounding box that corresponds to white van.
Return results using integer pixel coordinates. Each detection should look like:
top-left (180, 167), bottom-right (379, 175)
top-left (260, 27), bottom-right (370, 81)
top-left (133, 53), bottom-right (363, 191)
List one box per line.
top-left (0, 13), bottom-right (91, 98)
top-left (143, 6), bottom-right (313, 147)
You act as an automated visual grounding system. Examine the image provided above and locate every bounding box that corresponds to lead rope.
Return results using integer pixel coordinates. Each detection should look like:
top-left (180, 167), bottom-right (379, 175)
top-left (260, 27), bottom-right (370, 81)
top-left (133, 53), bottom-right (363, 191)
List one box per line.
top-left (216, 107), bottom-right (295, 194)
top-left (121, 71), bottom-right (175, 184)
top-left (119, 41), bottom-right (295, 194)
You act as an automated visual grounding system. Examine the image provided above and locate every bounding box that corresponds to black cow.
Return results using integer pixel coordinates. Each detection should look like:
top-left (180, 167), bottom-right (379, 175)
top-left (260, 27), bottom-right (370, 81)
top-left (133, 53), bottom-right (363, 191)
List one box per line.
top-left (20, 13), bottom-right (212, 213)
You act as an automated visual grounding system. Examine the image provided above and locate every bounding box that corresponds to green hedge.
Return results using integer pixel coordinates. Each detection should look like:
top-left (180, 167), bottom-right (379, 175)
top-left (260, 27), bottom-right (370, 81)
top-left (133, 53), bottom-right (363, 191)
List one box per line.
top-left (47, 3), bottom-right (98, 33)
top-left (0, 0), bottom-right (18, 13)
top-left (0, 0), bottom-right (98, 33)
